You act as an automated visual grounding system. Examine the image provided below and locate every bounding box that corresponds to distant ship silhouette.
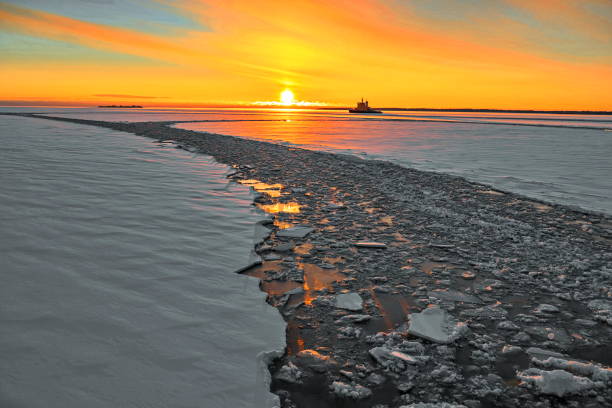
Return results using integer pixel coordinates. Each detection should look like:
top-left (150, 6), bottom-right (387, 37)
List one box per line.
top-left (349, 98), bottom-right (382, 114)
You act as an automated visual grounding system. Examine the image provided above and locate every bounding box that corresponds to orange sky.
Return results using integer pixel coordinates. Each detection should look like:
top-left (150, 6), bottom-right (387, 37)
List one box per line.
top-left (0, 0), bottom-right (610, 109)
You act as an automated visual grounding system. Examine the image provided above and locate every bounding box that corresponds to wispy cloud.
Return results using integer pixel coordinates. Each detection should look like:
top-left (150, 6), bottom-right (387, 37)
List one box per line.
top-left (93, 94), bottom-right (168, 99)
top-left (0, 2), bottom-right (203, 63)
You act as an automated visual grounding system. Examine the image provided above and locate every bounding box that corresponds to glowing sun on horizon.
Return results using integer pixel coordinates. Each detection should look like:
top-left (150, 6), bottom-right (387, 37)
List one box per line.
top-left (280, 89), bottom-right (295, 105)
top-left (251, 90), bottom-right (324, 107)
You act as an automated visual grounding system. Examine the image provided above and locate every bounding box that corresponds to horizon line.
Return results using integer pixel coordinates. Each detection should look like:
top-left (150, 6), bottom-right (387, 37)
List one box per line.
top-left (1, 102), bottom-right (611, 115)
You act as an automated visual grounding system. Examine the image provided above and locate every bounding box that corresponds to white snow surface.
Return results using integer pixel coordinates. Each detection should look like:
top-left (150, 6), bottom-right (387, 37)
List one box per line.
top-left (0, 116), bottom-right (285, 408)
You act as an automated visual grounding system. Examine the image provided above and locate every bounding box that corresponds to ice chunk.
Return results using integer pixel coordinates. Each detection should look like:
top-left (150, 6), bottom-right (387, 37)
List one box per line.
top-left (335, 293), bottom-right (364, 311)
top-left (274, 362), bottom-right (303, 384)
top-left (408, 307), bottom-right (467, 344)
top-left (277, 226), bottom-right (313, 238)
top-left (330, 381), bottom-right (372, 399)
top-left (518, 369), bottom-right (594, 397)
top-left (334, 314), bottom-right (371, 324)
top-left (369, 346), bottom-right (418, 366)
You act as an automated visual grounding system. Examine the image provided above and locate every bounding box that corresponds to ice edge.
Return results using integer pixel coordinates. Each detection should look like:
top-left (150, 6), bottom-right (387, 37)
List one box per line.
top-left (174, 140), bottom-right (287, 408)
top-left (228, 166), bottom-right (287, 408)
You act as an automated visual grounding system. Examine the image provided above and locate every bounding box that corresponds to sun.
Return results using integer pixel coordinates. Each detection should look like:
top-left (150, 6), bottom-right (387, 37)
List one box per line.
top-left (280, 89), bottom-right (295, 105)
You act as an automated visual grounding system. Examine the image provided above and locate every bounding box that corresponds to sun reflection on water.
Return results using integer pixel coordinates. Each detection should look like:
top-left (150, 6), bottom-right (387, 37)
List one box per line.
top-left (299, 263), bottom-right (345, 306)
top-left (257, 202), bottom-right (301, 213)
top-left (238, 179), bottom-right (284, 197)
top-left (273, 219), bottom-right (294, 229)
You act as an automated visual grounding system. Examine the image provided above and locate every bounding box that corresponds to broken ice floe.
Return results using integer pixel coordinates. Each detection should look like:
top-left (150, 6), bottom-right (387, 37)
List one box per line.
top-left (517, 369), bottom-right (595, 397)
top-left (274, 361), bottom-right (303, 384)
top-left (334, 314), bottom-right (371, 324)
top-left (517, 355), bottom-right (612, 398)
top-left (369, 346), bottom-right (421, 372)
top-left (330, 381), bottom-right (372, 399)
top-left (587, 299), bottom-right (612, 325)
top-left (408, 307), bottom-right (468, 344)
top-left (276, 225), bottom-right (313, 238)
top-left (335, 292), bottom-right (364, 311)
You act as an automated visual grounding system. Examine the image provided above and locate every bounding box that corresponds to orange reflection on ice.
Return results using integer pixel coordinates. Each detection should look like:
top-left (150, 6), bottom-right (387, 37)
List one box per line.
top-left (273, 219), bottom-right (294, 229)
top-left (258, 202), bottom-right (301, 213)
top-left (294, 242), bottom-right (313, 255)
top-left (303, 279), bottom-right (313, 306)
top-left (242, 261), bottom-right (302, 295)
top-left (242, 260), bottom-right (345, 306)
top-left (299, 263), bottom-right (345, 306)
top-left (238, 179), bottom-right (284, 197)
top-left (260, 189), bottom-right (282, 198)
top-left (380, 216), bottom-right (394, 226)
top-left (286, 320), bottom-right (306, 355)
top-left (296, 338), bottom-right (305, 353)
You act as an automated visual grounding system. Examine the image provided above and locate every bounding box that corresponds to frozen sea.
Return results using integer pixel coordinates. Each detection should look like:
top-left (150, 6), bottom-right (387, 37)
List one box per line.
top-left (1, 106), bottom-right (610, 407)
top-left (0, 115), bottom-right (285, 408)
top-left (173, 110), bottom-right (612, 215)
top-left (11, 106), bottom-right (609, 214)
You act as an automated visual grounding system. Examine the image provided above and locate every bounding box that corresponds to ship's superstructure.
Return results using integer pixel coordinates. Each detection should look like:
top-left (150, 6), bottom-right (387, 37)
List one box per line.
top-left (348, 98), bottom-right (382, 113)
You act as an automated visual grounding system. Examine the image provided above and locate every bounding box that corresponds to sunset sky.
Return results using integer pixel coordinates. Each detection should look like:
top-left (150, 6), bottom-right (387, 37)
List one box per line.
top-left (0, 0), bottom-right (610, 109)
